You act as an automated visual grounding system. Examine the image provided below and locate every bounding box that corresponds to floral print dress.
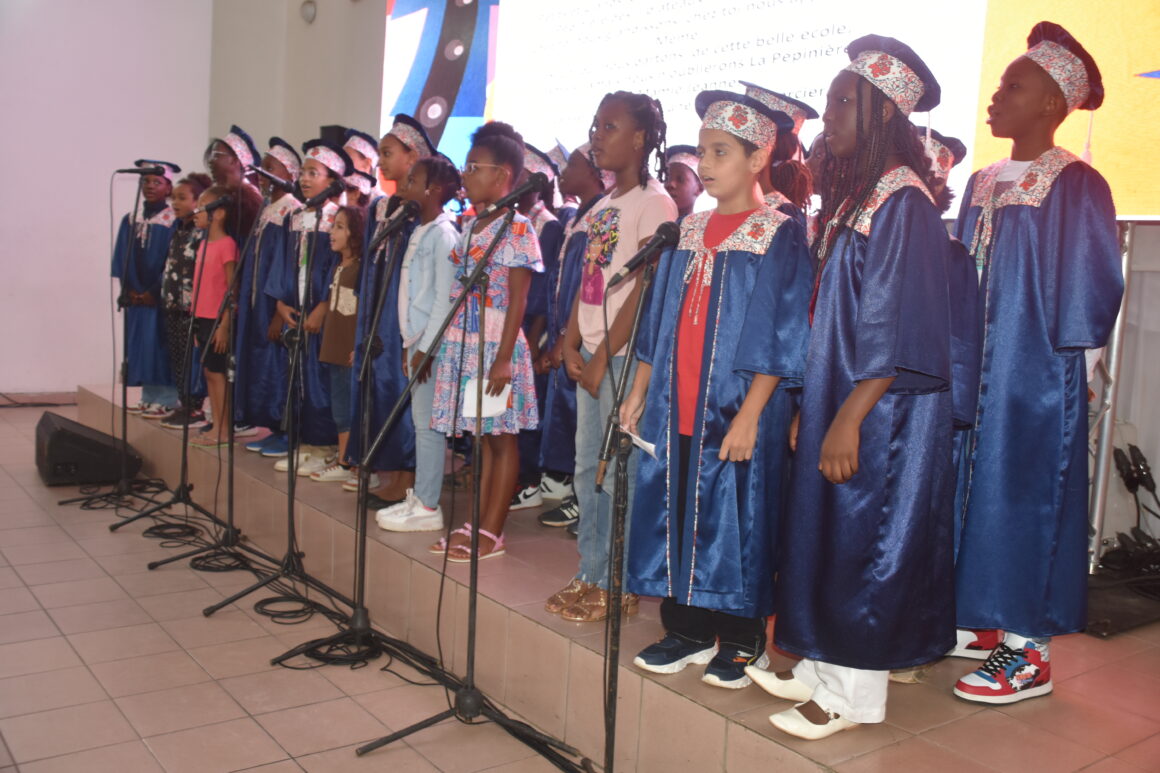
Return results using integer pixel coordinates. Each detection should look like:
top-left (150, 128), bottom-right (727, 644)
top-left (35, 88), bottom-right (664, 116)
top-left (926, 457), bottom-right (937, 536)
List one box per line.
top-left (430, 212), bottom-right (544, 435)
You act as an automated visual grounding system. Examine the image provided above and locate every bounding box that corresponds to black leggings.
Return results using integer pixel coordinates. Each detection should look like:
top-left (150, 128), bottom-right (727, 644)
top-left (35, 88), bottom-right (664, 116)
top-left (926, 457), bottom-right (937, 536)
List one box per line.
top-left (165, 310), bottom-right (204, 407)
top-left (659, 435), bottom-right (766, 651)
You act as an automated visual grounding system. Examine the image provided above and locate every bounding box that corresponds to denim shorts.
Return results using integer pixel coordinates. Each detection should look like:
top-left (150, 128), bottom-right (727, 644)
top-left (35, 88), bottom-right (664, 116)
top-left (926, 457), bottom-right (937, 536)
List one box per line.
top-left (328, 364), bottom-right (352, 433)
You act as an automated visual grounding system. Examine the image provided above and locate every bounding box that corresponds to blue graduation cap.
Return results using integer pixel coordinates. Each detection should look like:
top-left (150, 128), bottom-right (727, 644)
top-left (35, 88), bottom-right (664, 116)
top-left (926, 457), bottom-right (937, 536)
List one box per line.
top-left (343, 128), bottom-right (380, 165)
top-left (220, 124), bottom-right (260, 168)
top-left (695, 90), bottom-right (792, 148)
top-left (738, 81), bottom-right (818, 134)
top-left (1024, 21), bottom-right (1103, 112)
top-left (523, 143), bottom-right (559, 180)
top-left (133, 159), bottom-right (181, 180)
top-left (387, 113), bottom-right (436, 158)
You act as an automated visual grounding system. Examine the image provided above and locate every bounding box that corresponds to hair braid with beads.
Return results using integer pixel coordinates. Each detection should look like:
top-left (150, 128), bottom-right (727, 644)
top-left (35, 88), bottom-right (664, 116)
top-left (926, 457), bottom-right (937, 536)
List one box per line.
top-left (813, 78), bottom-right (937, 265)
top-left (595, 91), bottom-right (668, 190)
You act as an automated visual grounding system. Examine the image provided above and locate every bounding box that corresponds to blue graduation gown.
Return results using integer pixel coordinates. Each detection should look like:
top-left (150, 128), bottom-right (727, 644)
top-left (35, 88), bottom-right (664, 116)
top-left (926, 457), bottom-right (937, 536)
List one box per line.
top-left (538, 198), bottom-right (599, 474)
top-left (627, 207), bottom-right (812, 618)
top-left (953, 149), bottom-right (1123, 636)
top-left (346, 195), bottom-right (416, 470)
top-left (111, 205), bottom-right (176, 386)
top-left (263, 203), bottom-right (339, 447)
top-left (519, 203), bottom-right (564, 480)
top-left (764, 190), bottom-right (807, 230)
top-left (775, 170), bottom-right (956, 670)
top-left (235, 196), bottom-right (300, 429)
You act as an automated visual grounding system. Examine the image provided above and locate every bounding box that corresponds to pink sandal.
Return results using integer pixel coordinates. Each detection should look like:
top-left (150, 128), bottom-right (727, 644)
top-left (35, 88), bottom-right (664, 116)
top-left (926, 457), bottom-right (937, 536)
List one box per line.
top-left (428, 523), bottom-right (505, 562)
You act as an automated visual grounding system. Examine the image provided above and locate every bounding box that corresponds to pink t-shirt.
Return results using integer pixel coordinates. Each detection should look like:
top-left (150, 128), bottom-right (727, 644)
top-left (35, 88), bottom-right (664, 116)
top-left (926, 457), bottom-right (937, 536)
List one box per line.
top-left (577, 178), bottom-right (677, 354)
top-left (192, 236), bottom-right (239, 319)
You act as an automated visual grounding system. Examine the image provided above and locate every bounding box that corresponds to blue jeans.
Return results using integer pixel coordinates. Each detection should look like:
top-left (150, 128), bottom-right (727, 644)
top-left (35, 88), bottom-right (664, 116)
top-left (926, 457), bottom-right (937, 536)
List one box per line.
top-left (575, 347), bottom-right (637, 590)
top-left (409, 347), bottom-right (445, 510)
top-left (142, 384), bottom-right (178, 409)
top-left (328, 364), bottom-right (353, 434)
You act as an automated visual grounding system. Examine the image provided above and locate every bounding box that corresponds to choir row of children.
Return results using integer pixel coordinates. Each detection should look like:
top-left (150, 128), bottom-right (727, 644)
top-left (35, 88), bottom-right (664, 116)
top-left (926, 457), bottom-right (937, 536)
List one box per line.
top-left (110, 22), bottom-right (1123, 740)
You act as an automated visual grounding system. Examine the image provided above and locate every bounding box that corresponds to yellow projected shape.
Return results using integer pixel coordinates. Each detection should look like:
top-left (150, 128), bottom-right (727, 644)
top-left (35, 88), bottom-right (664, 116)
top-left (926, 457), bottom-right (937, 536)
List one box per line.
top-left (975, 0), bottom-right (1160, 217)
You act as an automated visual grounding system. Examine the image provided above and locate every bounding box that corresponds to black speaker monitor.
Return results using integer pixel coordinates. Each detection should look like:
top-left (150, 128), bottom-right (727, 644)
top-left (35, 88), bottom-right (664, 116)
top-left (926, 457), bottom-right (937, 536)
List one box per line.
top-left (35, 411), bottom-right (142, 486)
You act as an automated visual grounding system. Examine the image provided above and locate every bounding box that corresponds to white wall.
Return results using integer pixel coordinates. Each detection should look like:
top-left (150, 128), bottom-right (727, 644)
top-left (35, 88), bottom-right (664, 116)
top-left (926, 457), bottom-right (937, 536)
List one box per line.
top-left (0, 0), bottom-right (212, 393)
top-left (210, 0), bottom-right (387, 150)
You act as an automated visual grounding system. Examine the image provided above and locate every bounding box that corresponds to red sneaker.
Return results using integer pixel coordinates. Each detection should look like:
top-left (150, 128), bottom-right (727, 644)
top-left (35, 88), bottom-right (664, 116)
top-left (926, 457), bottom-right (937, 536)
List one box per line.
top-left (948, 628), bottom-right (1002, 659)
top-left (953, 638), bottom-right (1052, 704)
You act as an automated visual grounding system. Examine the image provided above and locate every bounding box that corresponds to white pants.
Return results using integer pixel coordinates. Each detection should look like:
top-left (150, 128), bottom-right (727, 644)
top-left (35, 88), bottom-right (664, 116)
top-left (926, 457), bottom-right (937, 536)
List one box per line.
top-left (792, 658), bottom-right (888, 724)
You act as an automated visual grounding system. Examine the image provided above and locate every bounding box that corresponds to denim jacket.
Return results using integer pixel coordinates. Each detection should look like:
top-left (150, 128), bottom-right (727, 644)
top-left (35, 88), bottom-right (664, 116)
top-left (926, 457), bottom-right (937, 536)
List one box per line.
top-left (400, 211), bottom-right (459, 353)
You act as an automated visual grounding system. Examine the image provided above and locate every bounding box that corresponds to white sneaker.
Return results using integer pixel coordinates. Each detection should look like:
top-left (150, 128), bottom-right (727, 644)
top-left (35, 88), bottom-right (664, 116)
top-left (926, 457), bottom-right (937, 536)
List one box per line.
top-left (377, 497), bottom-right (444, 532)
top-left (342, 471), bottom-right (381, 492)
top-left (298, 452), bottom-right (336, 477)
top-left (233, 424), bottom-right (259, 438)
top-left (310, 462), bottom-right (350, 482)
top-left (538, 473), bottom-right (573, 501)
top-left (376, 488), bottom-right (418, 520)
top-left (274, 449), bottom-right (314, 473)
top-left (509, 484), bottom-right (543, 511)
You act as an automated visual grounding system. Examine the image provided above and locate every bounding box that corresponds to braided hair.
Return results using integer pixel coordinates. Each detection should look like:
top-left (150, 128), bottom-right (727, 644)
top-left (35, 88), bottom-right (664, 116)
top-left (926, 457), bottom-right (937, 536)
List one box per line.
top-left (769, 131), bottom-right (814, 210)
top-left (592, 91), bottom-right (668, 189)
top-left (814, 77), bottom-right (938, 264)
top-left (414, 155), bottom-right (463, 208)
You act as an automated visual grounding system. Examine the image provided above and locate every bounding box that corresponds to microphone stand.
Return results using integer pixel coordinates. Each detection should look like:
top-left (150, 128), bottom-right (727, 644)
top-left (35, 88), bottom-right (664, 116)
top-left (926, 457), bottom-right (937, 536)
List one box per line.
top-left (62, 178), bottom-right (164, 511)
top-left (594, 255), bottom-right (660, 773)
top-left (354, 210), bottom-right (585, 771)
top-left (272, 204), bottom-right (418, 664)
top-left (202, 203), bottom-right (352, 617)
top-left (142, 201), bottom-right (280, 577)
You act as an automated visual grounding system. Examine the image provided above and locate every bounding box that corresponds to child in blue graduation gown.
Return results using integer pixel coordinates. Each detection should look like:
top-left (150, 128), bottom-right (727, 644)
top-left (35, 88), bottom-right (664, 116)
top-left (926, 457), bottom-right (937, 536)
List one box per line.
top-left (738, 82), bottom-right (818, 229)
top-left (346, 115), bottom-right (433, 503)
top-left (112, 160), bottom-right (180, 416)
top-left (756, 36), bottom-right (956, 740)
top-left (950, 23), bottom-right (1123, 706)
top-left (265, 140), bottom-right (350, 470)
top-left (622, 90), bottom-right (811, 689)
top-left (511, 144), bottom-right (564, 510)
top-left (236, 138), bottom-right (301, 456)
top-left (536, 143), bottom-right (609, 529)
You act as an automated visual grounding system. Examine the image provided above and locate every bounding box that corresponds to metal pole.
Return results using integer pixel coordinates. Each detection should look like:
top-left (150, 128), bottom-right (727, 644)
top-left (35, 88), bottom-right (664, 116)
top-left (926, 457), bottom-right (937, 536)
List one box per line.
top-left (1088, 222), bottom-right (1134, 573)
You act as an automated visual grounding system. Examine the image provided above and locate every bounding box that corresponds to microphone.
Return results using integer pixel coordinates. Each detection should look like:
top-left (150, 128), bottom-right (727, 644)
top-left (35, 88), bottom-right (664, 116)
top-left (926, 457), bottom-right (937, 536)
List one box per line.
top-left (246, 164), bottom-right (295, 195)
top-left (476, 172), bottom-right (549, 218)
top-left (116, 166), bottom-right (165, 176)
top-left (367, 199), bottom-right (420, 255)
top-left (605, 221), bottom-right (681, 289)
top-left (302, 180), bottom-right (344, 209)
top-left (201, 194), bottom-right (234, 214)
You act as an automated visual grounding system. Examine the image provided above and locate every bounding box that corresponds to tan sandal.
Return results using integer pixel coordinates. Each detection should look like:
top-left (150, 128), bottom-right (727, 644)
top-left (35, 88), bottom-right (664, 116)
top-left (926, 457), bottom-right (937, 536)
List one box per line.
top-left (545, 579), bottom-right (595, 614)
top-left (559, 588), bottom-right (639, 622)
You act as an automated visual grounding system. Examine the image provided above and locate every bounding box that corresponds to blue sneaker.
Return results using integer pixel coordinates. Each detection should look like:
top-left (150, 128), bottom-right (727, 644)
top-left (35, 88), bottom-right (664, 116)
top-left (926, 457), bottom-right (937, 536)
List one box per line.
top-left (702, 645), bottom-right (769, 689)
top-left (633, 633), bottom-right (717, 674)
top-left (259, 434), bottom-right (289, 458)
top-left (245, 434), bottom-right (274, 453)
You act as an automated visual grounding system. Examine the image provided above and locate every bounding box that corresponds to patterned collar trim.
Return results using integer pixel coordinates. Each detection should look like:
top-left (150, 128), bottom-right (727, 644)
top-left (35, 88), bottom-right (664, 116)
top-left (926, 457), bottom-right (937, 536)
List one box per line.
top-left (260, 195), bottom-right (301, 227)
top-left (677, 205), bottom-right (789, 255)
top-left (764, 190), bottom-right (792, 211)
top-left (967, 146), bottom-right (1080, 264)
top-left (135, 203), bottom-right (175, 228)
top-left (290, 200), bottom-right (338, 233)
top-left (850, 166), bottom-right (934, 236)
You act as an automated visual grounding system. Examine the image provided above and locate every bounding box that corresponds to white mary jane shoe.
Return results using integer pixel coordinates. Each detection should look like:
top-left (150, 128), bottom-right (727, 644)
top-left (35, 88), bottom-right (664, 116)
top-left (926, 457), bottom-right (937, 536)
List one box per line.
top-left (769, 704), bottom-right (857, 740)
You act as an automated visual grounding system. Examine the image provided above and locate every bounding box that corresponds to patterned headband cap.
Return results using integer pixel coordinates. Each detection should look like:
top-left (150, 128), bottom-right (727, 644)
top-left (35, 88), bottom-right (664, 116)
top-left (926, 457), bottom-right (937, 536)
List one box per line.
top-left (344, 136), bottom-right (379, 164)
top-left (388, 123), bottom-right (431, 158)
top-left (267, 147), bottom-right (300, 180)
top-left (345, 172), bottom-right (373, 196)
top-left (1023, 40), bottom-right (1089, 113)
top-left (742, 88), bottom-right (809, 134)
top-left (223, 131), bottom-right (257, 168)
top-left (701, 99), bottom-right (778, 149)
top-left (305, 145), bottom-right (346, 176)
top-left (668, 151), bottom-right (700, 177)
top-left (844, 50), bottom-right (925, 116)
top-left (523, 148), bottom-right (556, 180)
top-left (924, 138), bottom-right (956, 181)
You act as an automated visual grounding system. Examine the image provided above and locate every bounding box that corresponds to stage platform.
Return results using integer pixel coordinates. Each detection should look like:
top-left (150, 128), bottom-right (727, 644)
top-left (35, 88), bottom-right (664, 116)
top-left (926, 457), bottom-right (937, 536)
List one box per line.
top-left (69, 384), bottom-right (1160, 773)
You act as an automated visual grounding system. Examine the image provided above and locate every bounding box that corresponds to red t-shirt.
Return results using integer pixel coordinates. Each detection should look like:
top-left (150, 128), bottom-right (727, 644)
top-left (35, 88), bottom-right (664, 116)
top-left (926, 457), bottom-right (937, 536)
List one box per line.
top-left (676, 209), bottom-right (755, 436)
top-left (192, 236), bottom-right (238, 319)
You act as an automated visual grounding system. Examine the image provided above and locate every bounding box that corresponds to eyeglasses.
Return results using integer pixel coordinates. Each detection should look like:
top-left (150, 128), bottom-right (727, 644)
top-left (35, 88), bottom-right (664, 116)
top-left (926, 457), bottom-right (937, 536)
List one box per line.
top-left (460, 162), bottom-right (502, 176)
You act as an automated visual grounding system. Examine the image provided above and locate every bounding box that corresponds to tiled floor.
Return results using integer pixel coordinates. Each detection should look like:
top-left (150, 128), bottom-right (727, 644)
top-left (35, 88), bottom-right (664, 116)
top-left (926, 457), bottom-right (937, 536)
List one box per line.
top-left (2, 402), bottom-right (1160, 772)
